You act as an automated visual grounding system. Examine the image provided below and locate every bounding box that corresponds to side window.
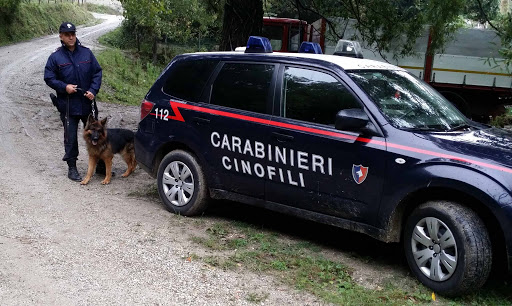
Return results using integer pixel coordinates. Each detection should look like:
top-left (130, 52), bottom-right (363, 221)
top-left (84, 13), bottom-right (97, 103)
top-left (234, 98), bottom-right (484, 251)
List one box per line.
top-left (282, 67), bottom-right (361, 125)
top-left (288, 25), bottom-right (301, 52)
top-left (210, 63), bottom-right (275, 114)
top-left (262, 25), bottom-right (284, 51)
top-left (163, 59), bottom-right (219, 102)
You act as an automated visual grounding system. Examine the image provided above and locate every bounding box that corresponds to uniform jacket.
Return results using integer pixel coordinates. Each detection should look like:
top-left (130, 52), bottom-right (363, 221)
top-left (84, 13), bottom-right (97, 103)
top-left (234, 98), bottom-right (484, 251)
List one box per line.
top-left (44, 38), bottom-right (102, 116)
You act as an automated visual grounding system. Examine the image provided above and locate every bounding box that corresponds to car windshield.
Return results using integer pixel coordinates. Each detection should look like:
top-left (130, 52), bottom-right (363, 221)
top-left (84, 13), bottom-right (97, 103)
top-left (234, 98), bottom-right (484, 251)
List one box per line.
top-left (347, 69), bottom-right (468, 131)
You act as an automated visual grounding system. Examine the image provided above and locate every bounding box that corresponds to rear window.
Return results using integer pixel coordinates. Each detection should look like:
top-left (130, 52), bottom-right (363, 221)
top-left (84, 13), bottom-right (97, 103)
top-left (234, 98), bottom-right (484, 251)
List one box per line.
top-left (210, 63), bottom-right (275, 114)
top-left (163, 59), bottom-right (219, 102)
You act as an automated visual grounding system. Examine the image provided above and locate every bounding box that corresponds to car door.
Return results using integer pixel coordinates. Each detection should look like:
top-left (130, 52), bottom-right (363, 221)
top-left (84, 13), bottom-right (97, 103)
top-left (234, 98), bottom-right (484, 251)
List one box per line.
top-left (201, 61), bottom-right (277, 199)
top-left (265, 65), bottom-right (387, 224)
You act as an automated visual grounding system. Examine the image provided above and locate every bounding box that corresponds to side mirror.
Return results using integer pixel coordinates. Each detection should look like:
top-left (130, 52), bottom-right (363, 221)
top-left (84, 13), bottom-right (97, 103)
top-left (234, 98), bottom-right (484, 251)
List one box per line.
top-left (335, 108), bottom-right (369, 131)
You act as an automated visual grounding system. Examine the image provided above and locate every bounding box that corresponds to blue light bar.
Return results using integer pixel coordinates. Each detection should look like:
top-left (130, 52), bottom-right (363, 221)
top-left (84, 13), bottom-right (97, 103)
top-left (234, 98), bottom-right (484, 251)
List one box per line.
top-left (245, 36), bottom-right (273, 53)
top-left (299, 42), bottom-right (323, 54)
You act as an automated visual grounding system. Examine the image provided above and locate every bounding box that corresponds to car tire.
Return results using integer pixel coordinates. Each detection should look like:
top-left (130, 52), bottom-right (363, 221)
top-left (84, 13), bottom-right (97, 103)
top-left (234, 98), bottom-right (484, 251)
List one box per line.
top-left (404, 201), bottom-right (491, 296)
top-left (157, 150), bottom-right (209, 216)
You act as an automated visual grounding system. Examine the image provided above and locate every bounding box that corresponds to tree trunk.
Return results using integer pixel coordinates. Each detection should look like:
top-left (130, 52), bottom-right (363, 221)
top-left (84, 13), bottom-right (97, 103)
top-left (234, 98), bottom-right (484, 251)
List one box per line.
top-left (135, 27), bottom-right (141, 53)
top-left (152, 36), bottom-right (158, 65)
top-left (219, 0), bottom-right (263, 51)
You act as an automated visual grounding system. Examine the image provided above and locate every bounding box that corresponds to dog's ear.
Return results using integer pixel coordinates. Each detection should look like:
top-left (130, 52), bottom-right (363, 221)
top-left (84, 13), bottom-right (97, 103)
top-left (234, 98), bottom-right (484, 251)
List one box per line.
top-left (84, 114), bottom-right (94, 129)
top-left (100, 117), bottom-right (108, 127)
top-left (87, 114), bottom-right (95, 124)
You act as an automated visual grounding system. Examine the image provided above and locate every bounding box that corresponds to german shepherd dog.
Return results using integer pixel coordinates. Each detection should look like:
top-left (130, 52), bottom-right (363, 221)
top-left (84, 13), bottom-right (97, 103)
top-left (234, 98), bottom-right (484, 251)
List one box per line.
top-left (81, 115), bottom-right (136, 185)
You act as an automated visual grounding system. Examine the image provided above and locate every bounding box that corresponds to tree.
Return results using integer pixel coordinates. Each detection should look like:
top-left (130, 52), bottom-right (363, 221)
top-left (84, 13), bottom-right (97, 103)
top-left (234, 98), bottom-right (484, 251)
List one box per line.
top-left (259, 0), bottom-right (506, 62)
top-left (219, 0), bottom-right (263, 50)
top-left (120, 0), bottom-right (216, 63)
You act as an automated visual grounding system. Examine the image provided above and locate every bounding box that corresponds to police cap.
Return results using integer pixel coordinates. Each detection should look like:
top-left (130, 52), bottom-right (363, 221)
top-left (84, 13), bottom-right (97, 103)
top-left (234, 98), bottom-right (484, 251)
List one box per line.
top-left (59, 22), bottom-right (76, 33)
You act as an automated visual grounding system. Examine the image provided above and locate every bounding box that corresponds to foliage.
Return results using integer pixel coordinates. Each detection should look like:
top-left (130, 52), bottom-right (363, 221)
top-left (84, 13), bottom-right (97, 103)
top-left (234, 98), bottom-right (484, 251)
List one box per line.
top-left (293, 0), bottom-right (467, 60)
top-left (489, 112), bottom-right (512, 128)
top-left (494, 12), bottom-right (512, 67)
top-left (0, 0), bottom-right (21, 22)
top-left (463, 0), bottom-right (500, 23)
top-left (119, 0), bottom-right (216, 62)
top-left (261, 0), bottom-right (505, 62)
top-left (219, 0), bottom-right (263, 50)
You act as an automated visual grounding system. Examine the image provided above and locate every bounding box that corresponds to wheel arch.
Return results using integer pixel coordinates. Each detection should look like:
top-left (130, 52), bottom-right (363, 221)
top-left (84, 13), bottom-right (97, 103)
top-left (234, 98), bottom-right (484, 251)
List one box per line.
top-left (151, 140), bottom-right (211, 181)
top-left (386, 186), bottom-right (507, 272)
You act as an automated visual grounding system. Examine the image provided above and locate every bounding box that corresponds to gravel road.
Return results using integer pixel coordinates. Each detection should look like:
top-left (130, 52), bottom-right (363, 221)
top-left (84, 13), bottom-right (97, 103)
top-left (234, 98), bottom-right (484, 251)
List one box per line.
top-left (0, 14), bottom-right (333, 305)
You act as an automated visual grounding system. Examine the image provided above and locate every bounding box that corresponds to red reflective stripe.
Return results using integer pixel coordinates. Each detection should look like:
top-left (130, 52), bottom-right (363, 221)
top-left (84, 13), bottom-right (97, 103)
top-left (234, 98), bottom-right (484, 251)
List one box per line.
top-left (167, 100), bottom-right (512, 174)
top-left (386, 142), bottom-right (512, 173)
top-left (176, 102), bottom-right (270, 124)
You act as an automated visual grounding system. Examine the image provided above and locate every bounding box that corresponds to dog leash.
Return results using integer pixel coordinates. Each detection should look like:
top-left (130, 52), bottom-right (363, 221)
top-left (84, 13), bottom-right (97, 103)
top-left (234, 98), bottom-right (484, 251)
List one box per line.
top-left (63, 88), bottom-right (98, 143)
top-left (76, 87), bottom-right (99, 120)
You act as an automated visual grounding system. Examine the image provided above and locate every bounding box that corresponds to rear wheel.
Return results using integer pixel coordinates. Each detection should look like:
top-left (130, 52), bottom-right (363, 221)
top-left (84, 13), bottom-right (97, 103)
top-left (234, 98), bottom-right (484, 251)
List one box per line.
top-left (157, 150), bottom-right (209, 216)
top-left (404, 201), bottom-right (491, 296)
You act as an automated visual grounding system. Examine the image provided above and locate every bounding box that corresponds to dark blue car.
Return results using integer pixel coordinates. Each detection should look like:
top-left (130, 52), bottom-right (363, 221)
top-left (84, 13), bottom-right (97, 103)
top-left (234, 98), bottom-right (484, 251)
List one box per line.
top-left (134, 40), bottom-right (512, 296)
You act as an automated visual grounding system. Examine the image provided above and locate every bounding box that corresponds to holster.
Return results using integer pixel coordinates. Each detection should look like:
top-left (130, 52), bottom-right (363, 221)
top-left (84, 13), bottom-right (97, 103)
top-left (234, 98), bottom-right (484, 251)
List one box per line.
top-left (50, 93), bottom-right (58, 109)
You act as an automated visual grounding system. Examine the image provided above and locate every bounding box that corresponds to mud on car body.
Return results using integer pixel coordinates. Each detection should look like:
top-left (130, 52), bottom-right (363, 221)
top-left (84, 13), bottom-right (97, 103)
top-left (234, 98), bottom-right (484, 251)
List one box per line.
top-left (135, 37), bottom-right (512, 296)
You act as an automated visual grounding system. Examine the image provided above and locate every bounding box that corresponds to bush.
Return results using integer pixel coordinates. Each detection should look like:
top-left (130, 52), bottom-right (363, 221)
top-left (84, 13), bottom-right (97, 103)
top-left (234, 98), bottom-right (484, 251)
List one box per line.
top-left (490, 114), bottom-right (512, 128)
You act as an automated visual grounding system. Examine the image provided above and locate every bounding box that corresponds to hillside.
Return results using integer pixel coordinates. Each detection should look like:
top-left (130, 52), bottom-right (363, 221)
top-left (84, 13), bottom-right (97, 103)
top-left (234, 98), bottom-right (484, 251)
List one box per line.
top-left (0, 3), bottom-right (95, 46)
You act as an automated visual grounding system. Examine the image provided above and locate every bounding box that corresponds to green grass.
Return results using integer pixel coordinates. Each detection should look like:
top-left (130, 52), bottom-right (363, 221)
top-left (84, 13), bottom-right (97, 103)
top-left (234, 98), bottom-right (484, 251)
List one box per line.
top-left (246, 292), bottom-right (269, 303)
top-left (127, 183), bottom-right (159, 199)
top-left (0, 3), bottom-right (94, 46)
top-left (95, 48), bottom-right (163, 105)
top-left (190, 219), bottom-right (512, 305)
top-left (96, 26), bottom-right (204, 105)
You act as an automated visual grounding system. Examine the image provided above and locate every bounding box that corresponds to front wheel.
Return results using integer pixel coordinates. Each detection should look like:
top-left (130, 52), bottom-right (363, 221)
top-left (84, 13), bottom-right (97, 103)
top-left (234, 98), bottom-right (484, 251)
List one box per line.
top-left (157, 150), bottom-right (209, 216)
top-left (404, 201), bottom-right (491, 296)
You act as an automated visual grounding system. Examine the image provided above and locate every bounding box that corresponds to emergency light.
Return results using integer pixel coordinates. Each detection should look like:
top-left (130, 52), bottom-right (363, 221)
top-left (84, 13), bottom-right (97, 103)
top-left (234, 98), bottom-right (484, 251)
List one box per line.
top-left (245, 36), bottom-right (273, 53)
top-left (299, 42), bottom-right (323, 54)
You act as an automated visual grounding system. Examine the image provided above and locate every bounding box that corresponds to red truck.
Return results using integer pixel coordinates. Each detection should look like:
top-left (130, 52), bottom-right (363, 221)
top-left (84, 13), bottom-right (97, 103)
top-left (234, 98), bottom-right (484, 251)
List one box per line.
top-left (261, 17), bottom-right (324, 53)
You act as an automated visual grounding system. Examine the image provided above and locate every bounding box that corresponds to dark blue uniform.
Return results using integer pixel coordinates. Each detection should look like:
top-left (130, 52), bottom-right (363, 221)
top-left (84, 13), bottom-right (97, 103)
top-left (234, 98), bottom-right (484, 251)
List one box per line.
top-left (44, 38), bottom-right (102, 163)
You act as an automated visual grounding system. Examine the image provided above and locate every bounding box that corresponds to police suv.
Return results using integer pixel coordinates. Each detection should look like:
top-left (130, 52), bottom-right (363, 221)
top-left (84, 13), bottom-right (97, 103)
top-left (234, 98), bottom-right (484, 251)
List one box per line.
top-left (135, 37), bottom-right (512, 296)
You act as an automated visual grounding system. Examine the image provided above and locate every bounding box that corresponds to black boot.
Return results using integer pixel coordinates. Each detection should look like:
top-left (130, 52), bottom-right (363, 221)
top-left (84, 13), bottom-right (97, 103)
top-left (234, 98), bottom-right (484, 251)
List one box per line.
top-left (67, 160), bottom-right (82, 182)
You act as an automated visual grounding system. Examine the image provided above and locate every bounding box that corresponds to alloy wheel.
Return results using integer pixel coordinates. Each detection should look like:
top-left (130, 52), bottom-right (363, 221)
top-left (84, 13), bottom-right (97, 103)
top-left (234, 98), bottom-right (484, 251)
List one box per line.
top-left (162, 161), bottom-right (195, 206)
top-left (410, 217), bottom-right (458, 281)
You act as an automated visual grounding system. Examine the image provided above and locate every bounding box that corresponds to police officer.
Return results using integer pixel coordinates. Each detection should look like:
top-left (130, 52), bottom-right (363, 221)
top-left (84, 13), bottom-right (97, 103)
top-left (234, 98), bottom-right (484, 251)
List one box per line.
top-left (44, 22), bottom-right (103, 181)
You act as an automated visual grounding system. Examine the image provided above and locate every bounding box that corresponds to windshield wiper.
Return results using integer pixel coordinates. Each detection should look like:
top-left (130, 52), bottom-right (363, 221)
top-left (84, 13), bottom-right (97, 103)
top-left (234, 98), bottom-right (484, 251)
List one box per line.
top-left (446, 123), bottom-right (473, 132)
top-left (401, 127), bottom-right (440, 132)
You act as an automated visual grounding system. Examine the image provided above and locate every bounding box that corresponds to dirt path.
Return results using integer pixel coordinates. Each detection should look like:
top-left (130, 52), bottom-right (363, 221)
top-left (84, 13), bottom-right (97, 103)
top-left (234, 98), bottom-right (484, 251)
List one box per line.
top-left (0, 14), bottom-right (418, 305)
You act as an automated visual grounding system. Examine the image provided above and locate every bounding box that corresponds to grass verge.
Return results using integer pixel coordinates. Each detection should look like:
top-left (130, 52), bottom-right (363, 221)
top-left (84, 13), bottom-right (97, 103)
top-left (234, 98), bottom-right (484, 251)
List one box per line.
top-left (190, 220), bottom-right (433, 305)
top-left (189, 217), bottom-right (512, 305)
top-left (95, 48), bottom-right (163, 105)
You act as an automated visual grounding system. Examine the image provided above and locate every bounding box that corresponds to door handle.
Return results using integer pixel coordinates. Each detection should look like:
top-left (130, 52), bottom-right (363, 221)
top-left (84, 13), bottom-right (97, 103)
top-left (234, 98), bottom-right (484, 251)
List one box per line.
top-left (272, 132), bottom-right (294, 142)
top-left (192, 117), bottom-right (210, 125)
